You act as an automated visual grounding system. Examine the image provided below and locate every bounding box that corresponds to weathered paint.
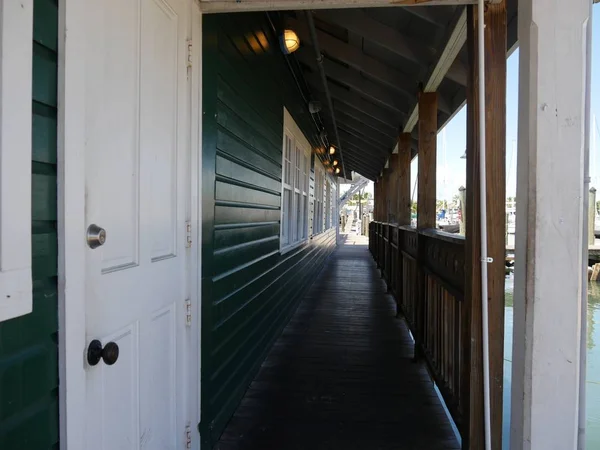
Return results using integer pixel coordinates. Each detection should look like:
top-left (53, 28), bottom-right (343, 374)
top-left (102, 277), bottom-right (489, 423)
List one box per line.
top-left (201, 13), bottom-right (337, 446)
top-left (0, 0), bottom-right (59, 447)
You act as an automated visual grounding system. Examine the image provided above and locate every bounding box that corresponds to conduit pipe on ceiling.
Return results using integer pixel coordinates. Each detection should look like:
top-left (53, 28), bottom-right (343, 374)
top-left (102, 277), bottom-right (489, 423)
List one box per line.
top-left (305, 11), bottom-right (347, 180)
top-left (477, 0), bottom-right (492, 449)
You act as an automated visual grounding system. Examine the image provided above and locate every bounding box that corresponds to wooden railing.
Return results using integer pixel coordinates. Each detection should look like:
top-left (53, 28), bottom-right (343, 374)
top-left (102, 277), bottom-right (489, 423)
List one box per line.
top-left (369, 222), bottom-right (467, 435)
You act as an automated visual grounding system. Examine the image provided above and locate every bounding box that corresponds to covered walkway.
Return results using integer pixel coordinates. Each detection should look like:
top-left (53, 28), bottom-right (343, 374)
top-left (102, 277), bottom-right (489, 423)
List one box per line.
top-left (216, 234), bottom-right (459, 450)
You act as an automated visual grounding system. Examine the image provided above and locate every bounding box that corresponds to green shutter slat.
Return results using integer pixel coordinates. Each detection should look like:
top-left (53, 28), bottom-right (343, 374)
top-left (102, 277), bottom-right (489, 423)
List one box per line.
top-left (33, 0), bottom-right (58, 52)
top-left (32, 173), bottom-right (57, 222)
top-left (32, 104), bottom-right (57, 164)
top-left (32, 44), bottom-right (58, 108)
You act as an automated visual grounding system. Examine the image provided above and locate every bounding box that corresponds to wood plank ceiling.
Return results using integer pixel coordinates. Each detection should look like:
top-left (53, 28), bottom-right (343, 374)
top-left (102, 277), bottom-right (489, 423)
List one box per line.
top-left (281, 3), bottom-right (518, 180)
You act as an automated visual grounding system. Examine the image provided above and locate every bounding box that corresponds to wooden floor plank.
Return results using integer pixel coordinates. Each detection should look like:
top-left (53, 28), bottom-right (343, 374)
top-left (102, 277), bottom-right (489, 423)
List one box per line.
top-left (215, 234), bottom-right (460, 450)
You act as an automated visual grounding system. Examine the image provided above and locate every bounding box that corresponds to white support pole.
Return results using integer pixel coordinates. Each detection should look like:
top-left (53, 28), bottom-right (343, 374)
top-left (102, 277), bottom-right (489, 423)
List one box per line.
top-left (511, 1), bottom-right (592, 449)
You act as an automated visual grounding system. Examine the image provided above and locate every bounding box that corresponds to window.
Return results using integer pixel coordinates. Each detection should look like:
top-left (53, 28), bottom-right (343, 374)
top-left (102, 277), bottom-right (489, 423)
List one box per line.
top-left (329, 182), bottom-right (337, 229)
top-left (0, 1), bottom-right (33, 322)
top-left (312, 161), bottom-right (337, 233)
top-left (314, 162), bottom-right (324, 234)
top-left (281, 109), bottom-right (310, 251)
top-left (325, 180), bottom-right (331, 230)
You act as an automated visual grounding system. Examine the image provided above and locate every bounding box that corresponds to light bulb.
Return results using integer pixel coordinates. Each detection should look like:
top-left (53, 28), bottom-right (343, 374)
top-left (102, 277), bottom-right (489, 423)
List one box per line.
top-left (280, 30), bottom-right (300, 54)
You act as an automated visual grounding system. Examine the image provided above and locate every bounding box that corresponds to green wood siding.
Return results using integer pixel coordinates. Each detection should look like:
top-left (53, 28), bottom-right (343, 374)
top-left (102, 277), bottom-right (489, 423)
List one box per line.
top-left (201, 13), bottom-right (337, 446)
top-left (0, 1), bottom-right (59, 448)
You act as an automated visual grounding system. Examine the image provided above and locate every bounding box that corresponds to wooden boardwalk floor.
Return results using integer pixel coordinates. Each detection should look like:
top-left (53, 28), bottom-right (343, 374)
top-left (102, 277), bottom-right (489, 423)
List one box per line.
top-left (216, 234), bottom-right (460, 450)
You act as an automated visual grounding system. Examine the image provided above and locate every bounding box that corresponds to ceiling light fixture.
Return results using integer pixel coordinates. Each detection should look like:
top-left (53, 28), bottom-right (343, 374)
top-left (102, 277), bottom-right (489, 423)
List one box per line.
top-left (280, 29), bottom-right (300, 54)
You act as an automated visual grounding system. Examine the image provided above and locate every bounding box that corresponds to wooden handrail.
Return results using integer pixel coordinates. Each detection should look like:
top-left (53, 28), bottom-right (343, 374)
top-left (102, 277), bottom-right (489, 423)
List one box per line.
top-left (369, 221), bottom-right (467, 436)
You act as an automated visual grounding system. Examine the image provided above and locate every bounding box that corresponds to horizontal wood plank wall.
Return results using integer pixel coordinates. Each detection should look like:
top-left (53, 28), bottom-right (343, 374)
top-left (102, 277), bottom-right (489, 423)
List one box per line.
top-left (0, 0), bottom-right (59, 448)
top-left (201, 13), bottom-right (337, 447)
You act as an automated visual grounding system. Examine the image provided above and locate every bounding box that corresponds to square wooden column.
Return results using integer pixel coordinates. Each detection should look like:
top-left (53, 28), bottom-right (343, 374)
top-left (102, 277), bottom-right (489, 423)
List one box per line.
top-left (415, 92), bottom-right (437, 359)
top-left (381, 169), bottom-right (390, 223)
top-left (417, 92), bottom-right (437, 230)
top-left (397, 133), bottom-right (412, 226)
top-left (464, 3), bottom-right (506, 449)
top-left (388, 154), bottom-right (399, 223)
top-left (511, 1), bottom-right (591, 449)
top-left (374, 179), bottom-right (379, 221)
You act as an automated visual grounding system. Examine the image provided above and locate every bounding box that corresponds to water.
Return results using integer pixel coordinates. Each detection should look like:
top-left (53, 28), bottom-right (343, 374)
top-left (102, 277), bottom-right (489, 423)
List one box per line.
top-left (503, 276), bottom-right (600, 448)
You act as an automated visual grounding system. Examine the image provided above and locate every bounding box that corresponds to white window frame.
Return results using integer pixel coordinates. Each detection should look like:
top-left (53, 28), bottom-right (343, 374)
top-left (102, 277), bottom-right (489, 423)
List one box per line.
top-left (0, 0), bottom-right (34, 322)
top-left (313, 160), bottom-right (324, 235)
top-left (280, 108), bottom-right (310, 253)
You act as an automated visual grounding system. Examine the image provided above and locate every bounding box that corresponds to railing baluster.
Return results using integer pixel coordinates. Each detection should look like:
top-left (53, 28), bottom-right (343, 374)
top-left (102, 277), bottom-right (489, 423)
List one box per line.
top-left (370, 221), bottom-right (467, 435)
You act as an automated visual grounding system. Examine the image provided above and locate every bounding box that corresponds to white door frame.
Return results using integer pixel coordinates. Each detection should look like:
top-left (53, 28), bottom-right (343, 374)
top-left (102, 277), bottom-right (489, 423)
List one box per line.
top-left (57, 1), bottom-right (202, 449)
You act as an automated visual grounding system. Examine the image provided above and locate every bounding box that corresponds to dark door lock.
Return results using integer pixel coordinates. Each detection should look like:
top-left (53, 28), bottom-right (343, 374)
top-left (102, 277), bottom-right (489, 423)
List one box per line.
top-left (87, 339), bottom-right (120, 366)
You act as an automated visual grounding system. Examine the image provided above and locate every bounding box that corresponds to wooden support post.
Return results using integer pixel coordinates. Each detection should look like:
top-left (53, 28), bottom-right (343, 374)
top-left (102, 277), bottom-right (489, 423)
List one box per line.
top-left (382, 168), bottom-right (390, 223)
top-left (374, 179), bottom-right (380, 222)
top-left (458, 186), bottom-right (466, 236)
top-left (511, 1), bottom-right (591, 449)
top-left (464, 3), bottom-right (506, 449)
top-left (397, 133), bottom-right (412, 227)
top-left (395, 134), bottom-right (412, 318)
top-left (417, 92), bottom-right (437, 230)
top-left (414, 92), bottom-right (437, 360)
top-left (389, 154), bottom-right (399, 224)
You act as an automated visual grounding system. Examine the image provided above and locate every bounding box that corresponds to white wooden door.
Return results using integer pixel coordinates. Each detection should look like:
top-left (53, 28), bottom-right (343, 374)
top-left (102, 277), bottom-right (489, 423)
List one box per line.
top-left (83, 0), bottom-right (191, 448)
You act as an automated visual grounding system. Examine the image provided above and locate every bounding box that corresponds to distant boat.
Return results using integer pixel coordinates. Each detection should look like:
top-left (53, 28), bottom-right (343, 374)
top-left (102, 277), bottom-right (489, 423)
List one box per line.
top-left (439, 223), bottom-right (460, 233)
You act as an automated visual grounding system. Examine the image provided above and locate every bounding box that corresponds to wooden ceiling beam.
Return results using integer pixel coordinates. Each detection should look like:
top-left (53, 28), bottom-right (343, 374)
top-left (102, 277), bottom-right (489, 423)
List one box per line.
top-left (311, 81), bottom-right (404, 127)
top-left (337, 127), bottom-right (391, 156)
top-left (340, 152), bottom-right (383, 176)
top-left (314, 9), bottom-right (467, 86)
top-left (340, 141), bottom-right (388, 167)
top-left (332, 100), bottom-right (398, 136)
top-left (335, 110), bottom-right (396, 143)
top-left (200, 0), bottom-right (479, 13)
top-left (288, 17), bottom-right (418, 101)
top-left (300, 61), bottom-right (413, 116)
top-left (401, 5), bottom-right (451, 27)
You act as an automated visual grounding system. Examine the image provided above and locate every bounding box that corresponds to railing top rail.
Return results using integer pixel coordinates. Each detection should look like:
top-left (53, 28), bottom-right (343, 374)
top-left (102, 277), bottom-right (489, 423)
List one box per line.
top-left (397, 225), bottom-right (417, 233)
top-left (418, 228), bottom-right (465, 244)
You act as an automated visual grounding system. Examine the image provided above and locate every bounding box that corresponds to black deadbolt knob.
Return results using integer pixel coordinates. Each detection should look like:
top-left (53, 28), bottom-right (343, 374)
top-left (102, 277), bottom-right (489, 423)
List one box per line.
top-left (87, 339), bottom-right (119, 366)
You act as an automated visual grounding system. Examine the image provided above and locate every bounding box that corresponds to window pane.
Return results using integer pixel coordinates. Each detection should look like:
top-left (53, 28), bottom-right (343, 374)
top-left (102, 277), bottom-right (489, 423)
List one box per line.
top-left (294, 192), bottom-right (300, 241)
top-left (295, 145), bottom-right (301, 189)
top-left (284, 135), bottom-right (292, 185)
top-left (283, 189), bottom-right (291, 245)
top-left (302, 195), bottom-right (308, 239)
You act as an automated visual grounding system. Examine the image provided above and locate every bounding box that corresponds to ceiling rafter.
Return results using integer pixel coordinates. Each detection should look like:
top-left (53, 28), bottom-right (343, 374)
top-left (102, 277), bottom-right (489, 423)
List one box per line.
top-left (311, 82), bottom-right (405, 127)
top-left (341, 144), bottom-right (387, 169)
top-left (332, 100), bottom-right (398, 136)
top-left (300, 63), bottom-right (415, 116)
top-left (338, 143), bottom-right (384, 166)
top-left (400, 5), bottom-right (450, 27)
top-left (334, 110), bottom-right (396, 143)
top-left (341, 152), bottom-right (382, 175)
top-left (337, 127), bottom-right (391, 156)
top-left (288, 16), bottom-right (418, 101)
top-left (314, 9), bottom-right (467, 86)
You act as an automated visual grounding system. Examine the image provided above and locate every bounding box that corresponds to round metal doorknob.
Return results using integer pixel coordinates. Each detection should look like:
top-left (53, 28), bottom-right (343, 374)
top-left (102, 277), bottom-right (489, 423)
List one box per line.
top-left (86, 224), bottom-right (106, 249)
top-left (87, 339), bottom-right (120, 366)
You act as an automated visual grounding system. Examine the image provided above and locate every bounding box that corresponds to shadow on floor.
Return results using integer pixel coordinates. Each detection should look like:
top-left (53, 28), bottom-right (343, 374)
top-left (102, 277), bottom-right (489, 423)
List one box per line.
top-left (215, 236), bottom-right (459, 450)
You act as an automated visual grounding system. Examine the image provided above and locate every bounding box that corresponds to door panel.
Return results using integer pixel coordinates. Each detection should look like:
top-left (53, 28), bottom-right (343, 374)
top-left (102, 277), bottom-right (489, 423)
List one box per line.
top-left (84, 0), bottom-right (189, 448)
